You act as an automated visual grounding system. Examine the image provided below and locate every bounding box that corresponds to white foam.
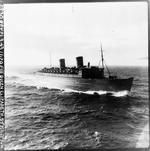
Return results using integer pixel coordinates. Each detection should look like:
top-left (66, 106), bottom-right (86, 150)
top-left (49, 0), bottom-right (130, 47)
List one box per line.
top-left (85, 90), bottom-right (107, 95)
top-left (136, 124), bottom-right (149, 148)
top-left (112, 90), bottom-right (129, 97)
top-left (63, 89), bottom-right (107, 95)
top-left (64, 89), bottom-right (128, 97)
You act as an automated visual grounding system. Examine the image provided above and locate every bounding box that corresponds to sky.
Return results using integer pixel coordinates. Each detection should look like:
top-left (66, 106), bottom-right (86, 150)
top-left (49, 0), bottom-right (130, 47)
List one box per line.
top-left (4, 2), bottom-right (148, 67)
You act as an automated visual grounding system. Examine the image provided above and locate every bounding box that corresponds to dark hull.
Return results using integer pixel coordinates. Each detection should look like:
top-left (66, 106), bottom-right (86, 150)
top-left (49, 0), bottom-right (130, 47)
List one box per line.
top-left (99, 77), bottom-right (134, 91)
top-left (67, 77), bottom-right (134, 92)
top-left (37, 72), bottom-right (133, 92)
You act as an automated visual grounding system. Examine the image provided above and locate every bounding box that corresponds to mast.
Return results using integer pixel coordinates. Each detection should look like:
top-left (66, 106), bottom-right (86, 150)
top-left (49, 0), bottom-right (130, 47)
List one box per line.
top-left (101, 43), bottom-right (104, 68)
top-left (100, 43), bottom-right (111, 76)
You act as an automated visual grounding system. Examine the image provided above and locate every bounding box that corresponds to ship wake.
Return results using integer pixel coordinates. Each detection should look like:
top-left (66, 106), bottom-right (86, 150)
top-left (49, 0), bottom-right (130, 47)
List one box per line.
top-left (63, 89), bottom-right (129, 97)
top-left (6, 73), bottom-right (130, 98)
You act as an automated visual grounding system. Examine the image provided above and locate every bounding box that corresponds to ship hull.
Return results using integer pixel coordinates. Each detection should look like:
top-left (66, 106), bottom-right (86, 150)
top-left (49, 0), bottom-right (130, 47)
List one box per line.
top-left (37, 72), bottom-right (133, 92)
top-left (67, 77), bottom-right (134, 92)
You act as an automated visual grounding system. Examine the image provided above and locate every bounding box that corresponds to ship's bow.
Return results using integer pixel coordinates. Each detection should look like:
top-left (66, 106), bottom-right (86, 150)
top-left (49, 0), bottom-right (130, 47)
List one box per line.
top-left (108, 77), bottom-right (134, 92)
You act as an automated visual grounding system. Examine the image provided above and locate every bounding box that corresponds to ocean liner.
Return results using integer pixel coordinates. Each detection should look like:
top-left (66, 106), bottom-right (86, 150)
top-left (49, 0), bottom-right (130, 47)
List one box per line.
top-left (38, 45), bottom-right (133, 92)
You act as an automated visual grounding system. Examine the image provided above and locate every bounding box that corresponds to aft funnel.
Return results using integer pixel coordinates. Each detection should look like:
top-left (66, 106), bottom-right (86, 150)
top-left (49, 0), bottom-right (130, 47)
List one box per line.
top-left (59, 59), bottom-right (65, 68)
top-left (76, 56), bottom-right (83, 68)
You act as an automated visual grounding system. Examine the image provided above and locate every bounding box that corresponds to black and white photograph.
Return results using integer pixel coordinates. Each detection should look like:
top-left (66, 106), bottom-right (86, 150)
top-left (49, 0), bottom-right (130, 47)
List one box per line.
top-left (4, 1), bottom-right (149, 149)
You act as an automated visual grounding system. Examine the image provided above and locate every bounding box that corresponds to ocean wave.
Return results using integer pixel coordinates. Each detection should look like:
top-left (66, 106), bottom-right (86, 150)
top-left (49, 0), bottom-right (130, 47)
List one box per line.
top-left (5, 67), bottom-right (148, 149)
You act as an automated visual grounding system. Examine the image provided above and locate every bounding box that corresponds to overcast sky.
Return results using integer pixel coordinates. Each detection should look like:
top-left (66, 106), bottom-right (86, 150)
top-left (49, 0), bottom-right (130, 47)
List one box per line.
top-left (4, 2), bottom-right (148, 67)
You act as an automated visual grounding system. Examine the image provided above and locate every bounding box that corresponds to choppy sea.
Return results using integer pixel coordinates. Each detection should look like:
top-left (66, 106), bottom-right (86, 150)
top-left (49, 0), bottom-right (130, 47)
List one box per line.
top-left (5, 66), bottom-right (149, 149)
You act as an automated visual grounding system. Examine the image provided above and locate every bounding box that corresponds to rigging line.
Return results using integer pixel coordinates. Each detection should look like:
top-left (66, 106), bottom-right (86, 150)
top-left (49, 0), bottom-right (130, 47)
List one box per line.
top-left (99, 42), bottom-right (110, 76)
top-left (104, 60), bottom-right (111, 76)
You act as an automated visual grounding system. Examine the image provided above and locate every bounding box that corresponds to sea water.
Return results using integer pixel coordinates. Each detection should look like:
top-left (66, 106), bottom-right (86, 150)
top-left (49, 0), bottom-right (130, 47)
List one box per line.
top-left (5, 66), bottom-right (149, 149)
